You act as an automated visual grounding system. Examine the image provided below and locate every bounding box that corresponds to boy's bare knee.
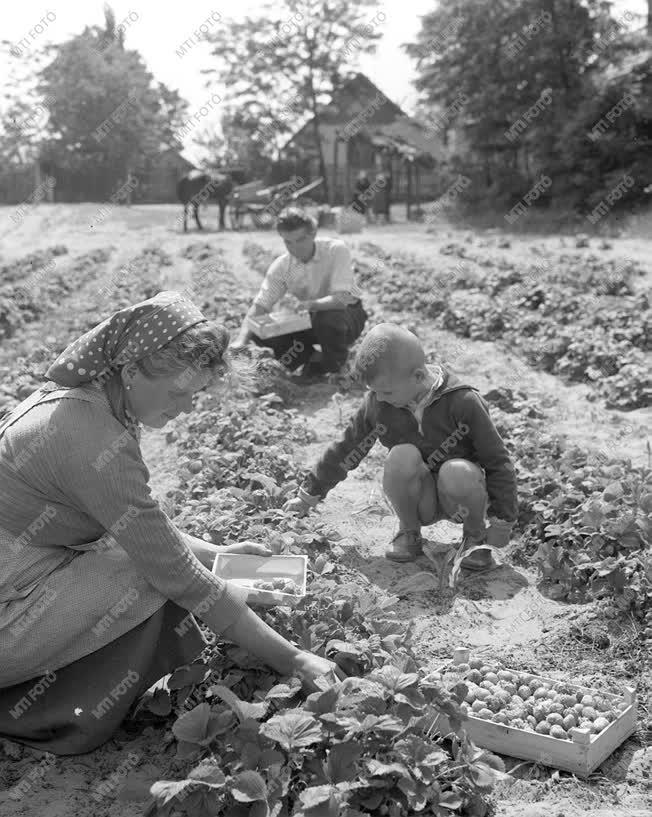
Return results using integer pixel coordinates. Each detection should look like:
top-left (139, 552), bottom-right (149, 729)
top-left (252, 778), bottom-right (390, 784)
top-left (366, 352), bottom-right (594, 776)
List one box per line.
top-left (438, 458), bottom-right (485, 496)
top-left (384, 444), bottom-right (425, 480)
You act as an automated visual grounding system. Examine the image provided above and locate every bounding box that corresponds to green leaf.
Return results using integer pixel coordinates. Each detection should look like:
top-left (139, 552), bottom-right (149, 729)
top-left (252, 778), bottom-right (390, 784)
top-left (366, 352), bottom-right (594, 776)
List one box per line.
top-left (210, 684), bottom-right (268, 722)
top-left (172, 703), bottom-right (234, 746)
top-left (147, 687), bottom-right (172, 717)
top-left (468, 761), bottom-right (498, 791)
top-left (243, 471), bottom-right (278, 493)
top-left (175, 740), bottom-right (201, 760)
top-left (188, 759), bottom-right (226, 787)
top-left (366, 760), bottom-right (412, 781)
top-left (368, 665), bottom-right (419, 692)
top-left (150, 779), bottom-right (195, 808)
top-left (300, 784), bottom-right (336, 808)
top-left (299, 784), bottom-right (344, 816)
top-left (603, 481), bottom-right (624, 501)
top-left (168, 663), bottom-right (211, 690)
top-left (231, 770), bottom-right (267, 802)
top-left (265, 683), bottom-right (301, 701)
top-left (326, 742), bottom-right (362, 783)
top-left (305, 686), bottom-right (340, 716)
top-left (325, 639), bottom-right (364, 659)
top-left (438, 789), bottom-right (463, 809)
top-left (259, 709), bottom-right (323, 752)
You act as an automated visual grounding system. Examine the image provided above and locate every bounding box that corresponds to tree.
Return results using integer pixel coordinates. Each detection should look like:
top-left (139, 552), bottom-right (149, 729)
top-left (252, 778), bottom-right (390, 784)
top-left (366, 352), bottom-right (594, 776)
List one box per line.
top-left (0, 42), bottom-right (52, 164)
top-left (191, 107), bottom-right (273, 180)
top-left (405, 0), bottom-right (650, 210)
top-left (35, 5), bottom-right (187, 196)
top-left (203, 0), bottom-right (384, 201)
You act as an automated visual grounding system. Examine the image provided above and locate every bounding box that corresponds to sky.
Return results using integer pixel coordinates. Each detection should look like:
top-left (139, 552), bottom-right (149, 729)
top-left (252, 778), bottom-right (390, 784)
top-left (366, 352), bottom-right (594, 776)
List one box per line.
top-left (1, 0), bottom-right (648, 163)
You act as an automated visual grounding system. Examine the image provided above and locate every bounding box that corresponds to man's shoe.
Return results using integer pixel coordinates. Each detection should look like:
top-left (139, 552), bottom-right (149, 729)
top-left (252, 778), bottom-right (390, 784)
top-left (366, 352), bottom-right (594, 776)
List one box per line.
top-left (291, 361), bottom-right (328, 383)
top-left (385, 529), bottom-right (424, 562)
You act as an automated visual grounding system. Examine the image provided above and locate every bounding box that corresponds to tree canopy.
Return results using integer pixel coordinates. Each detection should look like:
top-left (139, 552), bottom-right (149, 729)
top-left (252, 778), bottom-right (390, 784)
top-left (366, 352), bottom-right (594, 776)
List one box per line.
top-left (203, 0), bottom-right (385, 197)
top-left (1, 5), bottom-right (188, 193)
top-left (405, 0), bottom-right (652, 211)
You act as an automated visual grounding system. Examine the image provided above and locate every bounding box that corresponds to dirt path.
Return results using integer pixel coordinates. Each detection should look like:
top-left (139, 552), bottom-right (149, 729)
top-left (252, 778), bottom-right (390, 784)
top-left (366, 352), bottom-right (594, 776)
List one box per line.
top-left (0, 205), bottom-right (649, 817)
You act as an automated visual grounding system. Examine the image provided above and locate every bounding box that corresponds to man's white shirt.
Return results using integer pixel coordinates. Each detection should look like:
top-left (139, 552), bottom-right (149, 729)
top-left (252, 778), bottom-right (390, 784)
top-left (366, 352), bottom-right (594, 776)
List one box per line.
top-left (253, 237), bottom-right (363, 311)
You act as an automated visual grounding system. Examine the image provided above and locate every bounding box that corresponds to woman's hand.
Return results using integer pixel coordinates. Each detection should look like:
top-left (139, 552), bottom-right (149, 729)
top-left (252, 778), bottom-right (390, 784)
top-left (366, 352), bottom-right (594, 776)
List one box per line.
top-left (222, 541), bottom-right (272, 557)
top-left (292, 650), bottom-right (345, 692)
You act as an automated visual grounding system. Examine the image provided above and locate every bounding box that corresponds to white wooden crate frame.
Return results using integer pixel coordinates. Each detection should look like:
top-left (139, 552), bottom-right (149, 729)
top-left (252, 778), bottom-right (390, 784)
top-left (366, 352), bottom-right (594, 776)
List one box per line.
top-left (430, 647), bottom-right (637, 778)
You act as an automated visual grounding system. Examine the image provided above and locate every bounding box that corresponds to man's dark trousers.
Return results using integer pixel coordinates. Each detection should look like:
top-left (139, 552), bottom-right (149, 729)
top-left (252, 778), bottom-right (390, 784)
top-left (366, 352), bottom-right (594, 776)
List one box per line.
top-left (251, 300), bottom-right (367, 372)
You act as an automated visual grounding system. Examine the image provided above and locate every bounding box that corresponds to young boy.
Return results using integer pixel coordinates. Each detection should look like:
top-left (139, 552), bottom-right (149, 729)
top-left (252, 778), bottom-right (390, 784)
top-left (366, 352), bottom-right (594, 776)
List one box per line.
top-left (233, 208), bottom-right (368, 379)
top-left (284, 323), bottom-right (517, 570)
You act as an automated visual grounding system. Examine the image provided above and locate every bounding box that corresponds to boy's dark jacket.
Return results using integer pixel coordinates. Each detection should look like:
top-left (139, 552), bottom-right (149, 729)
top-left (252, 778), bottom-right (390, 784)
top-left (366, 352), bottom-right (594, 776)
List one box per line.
top-left (301, 368), bottom-right (518, 522)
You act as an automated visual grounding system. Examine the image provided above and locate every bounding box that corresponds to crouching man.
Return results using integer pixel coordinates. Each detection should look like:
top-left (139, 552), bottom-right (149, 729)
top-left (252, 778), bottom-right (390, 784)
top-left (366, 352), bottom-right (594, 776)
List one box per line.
top-left (232, 208), bottom-right (368, 379)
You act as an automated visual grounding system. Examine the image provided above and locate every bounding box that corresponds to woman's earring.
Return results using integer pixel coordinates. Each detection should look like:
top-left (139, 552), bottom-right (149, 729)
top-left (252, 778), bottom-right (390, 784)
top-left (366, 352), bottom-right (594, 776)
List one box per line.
top-left (126, 384), bottom-right (131, 391)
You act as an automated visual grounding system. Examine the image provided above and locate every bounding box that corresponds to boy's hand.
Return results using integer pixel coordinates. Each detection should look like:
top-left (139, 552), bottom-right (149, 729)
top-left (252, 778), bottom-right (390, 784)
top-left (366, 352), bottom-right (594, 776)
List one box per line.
top-left (486, 518), bottom-right (513, 548)
top-left (283, 497), bottom-right (313, 517)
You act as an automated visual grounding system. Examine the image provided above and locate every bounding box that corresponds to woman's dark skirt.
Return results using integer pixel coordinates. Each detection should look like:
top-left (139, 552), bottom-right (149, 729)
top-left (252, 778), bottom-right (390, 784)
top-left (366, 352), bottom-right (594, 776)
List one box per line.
top-left (0, 601), bottom-right (207, 755)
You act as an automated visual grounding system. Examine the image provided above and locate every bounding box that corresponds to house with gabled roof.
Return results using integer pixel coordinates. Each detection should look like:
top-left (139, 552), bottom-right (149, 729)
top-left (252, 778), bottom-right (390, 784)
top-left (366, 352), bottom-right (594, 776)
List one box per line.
top-left (278, 72), bottom-right (444, 213)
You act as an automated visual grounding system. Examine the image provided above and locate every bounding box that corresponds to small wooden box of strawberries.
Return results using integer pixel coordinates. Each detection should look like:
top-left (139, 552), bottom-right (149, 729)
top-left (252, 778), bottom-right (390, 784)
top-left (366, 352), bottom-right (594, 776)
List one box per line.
top-left (426, 647), bottom-right (637, 777)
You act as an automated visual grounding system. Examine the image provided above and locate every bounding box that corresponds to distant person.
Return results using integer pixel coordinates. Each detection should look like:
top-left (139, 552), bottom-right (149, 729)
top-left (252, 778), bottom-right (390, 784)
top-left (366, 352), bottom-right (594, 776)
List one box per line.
top-left (373, 171), bottom-right (392, 224)
top-left (233, 208), bottom-right (368, 380)
top-left (351, 170), bottom-right (371, 220)
top-left (283, 323), bottom-right (517, 569)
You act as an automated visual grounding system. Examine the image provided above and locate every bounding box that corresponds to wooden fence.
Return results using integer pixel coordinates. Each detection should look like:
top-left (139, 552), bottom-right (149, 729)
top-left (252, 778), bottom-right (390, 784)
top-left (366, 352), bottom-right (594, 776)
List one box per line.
top-left (0, 161), bottom-right (443, 208)
top-left (0, 163), bottom-right (187, 205)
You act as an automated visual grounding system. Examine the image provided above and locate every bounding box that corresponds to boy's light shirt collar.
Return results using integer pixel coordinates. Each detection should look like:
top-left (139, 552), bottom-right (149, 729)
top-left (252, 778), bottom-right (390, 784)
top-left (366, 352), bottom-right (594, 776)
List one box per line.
top-left (407, 365), bottom-right (444, 433)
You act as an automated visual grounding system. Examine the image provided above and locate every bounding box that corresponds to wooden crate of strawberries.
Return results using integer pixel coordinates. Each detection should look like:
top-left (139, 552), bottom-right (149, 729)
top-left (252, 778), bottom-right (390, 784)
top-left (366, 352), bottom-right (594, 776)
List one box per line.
top-left (428, 647), bottom-right (637, 778)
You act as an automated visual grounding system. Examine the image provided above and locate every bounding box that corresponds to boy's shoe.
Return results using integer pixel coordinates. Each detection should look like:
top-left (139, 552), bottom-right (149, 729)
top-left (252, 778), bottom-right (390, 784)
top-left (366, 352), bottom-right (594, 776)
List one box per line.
top-left (385, 529), bottom-right (424, 562)
top-left (459, 535), bottom-right (497, 572)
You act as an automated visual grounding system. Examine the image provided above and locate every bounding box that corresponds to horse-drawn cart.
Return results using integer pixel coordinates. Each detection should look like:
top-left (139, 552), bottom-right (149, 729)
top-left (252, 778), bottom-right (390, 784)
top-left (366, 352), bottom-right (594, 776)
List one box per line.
top-left (229, 177), bottom-right (323, 229)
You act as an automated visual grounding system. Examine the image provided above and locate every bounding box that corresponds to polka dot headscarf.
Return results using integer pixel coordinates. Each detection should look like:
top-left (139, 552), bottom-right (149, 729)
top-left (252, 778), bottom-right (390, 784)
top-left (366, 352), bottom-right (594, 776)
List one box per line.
top-left (46, 290), bottom-right (207, 388)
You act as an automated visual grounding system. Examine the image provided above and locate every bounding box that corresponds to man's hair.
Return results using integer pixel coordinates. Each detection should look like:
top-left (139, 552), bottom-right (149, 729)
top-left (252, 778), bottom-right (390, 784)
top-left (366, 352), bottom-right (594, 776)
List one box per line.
top-left (276, 207), bottom-right (317, 232)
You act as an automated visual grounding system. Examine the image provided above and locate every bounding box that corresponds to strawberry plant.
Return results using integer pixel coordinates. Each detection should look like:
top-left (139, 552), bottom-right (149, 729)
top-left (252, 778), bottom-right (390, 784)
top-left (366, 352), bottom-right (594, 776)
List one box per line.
top-left (143, 573), bottom-right (505, 817)
top-left (351, 242), bottom-right (651, 410)
top-left (0, 246), bottom-right (169, 418)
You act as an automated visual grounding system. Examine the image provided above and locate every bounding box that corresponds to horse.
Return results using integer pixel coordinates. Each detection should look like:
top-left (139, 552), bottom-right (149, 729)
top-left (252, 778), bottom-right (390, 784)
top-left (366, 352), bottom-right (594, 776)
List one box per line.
top-left (176, 170), bottom-right (234, 232)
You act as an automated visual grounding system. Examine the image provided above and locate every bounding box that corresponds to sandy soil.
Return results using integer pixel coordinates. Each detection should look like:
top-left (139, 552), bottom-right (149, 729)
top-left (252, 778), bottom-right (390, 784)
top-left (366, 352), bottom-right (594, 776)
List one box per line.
top-left (0, 202), bottom-right (649, 817)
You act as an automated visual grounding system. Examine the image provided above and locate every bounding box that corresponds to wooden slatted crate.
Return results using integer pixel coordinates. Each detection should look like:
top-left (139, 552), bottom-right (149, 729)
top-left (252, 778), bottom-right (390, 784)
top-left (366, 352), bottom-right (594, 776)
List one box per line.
top-left (430, 647), bottom-right (637, 778)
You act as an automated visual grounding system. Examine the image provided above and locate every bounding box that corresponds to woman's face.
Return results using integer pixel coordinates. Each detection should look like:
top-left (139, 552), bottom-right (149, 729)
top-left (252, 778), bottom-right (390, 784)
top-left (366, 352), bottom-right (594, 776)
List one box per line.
top-left (121, 363), bottom-right (212, 428)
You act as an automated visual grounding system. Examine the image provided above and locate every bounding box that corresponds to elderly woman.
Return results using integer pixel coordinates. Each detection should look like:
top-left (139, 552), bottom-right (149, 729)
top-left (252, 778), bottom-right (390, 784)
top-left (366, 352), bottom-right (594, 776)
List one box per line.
top-left (0, 291), bottom-right (339, 755)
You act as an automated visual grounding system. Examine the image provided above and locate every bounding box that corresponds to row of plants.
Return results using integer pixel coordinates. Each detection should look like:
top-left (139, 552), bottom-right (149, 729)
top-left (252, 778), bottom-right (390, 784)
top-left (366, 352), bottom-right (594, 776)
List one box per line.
top-left (142, 377), bottom-right (649, 814)
top-left (354, 241), bottom-right (650, 411)
top-left (240, 240), bottom-right (651, 619)
top-left (0, 245), bottom-right (171, 417)
top-left (487, 391), bottom-right (650, 618)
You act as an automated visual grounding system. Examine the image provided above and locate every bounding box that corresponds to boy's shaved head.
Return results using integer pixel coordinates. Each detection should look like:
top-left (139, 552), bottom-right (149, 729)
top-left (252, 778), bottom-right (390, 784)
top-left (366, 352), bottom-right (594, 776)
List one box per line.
top-left (355, 324), bottom-right (425, 382)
